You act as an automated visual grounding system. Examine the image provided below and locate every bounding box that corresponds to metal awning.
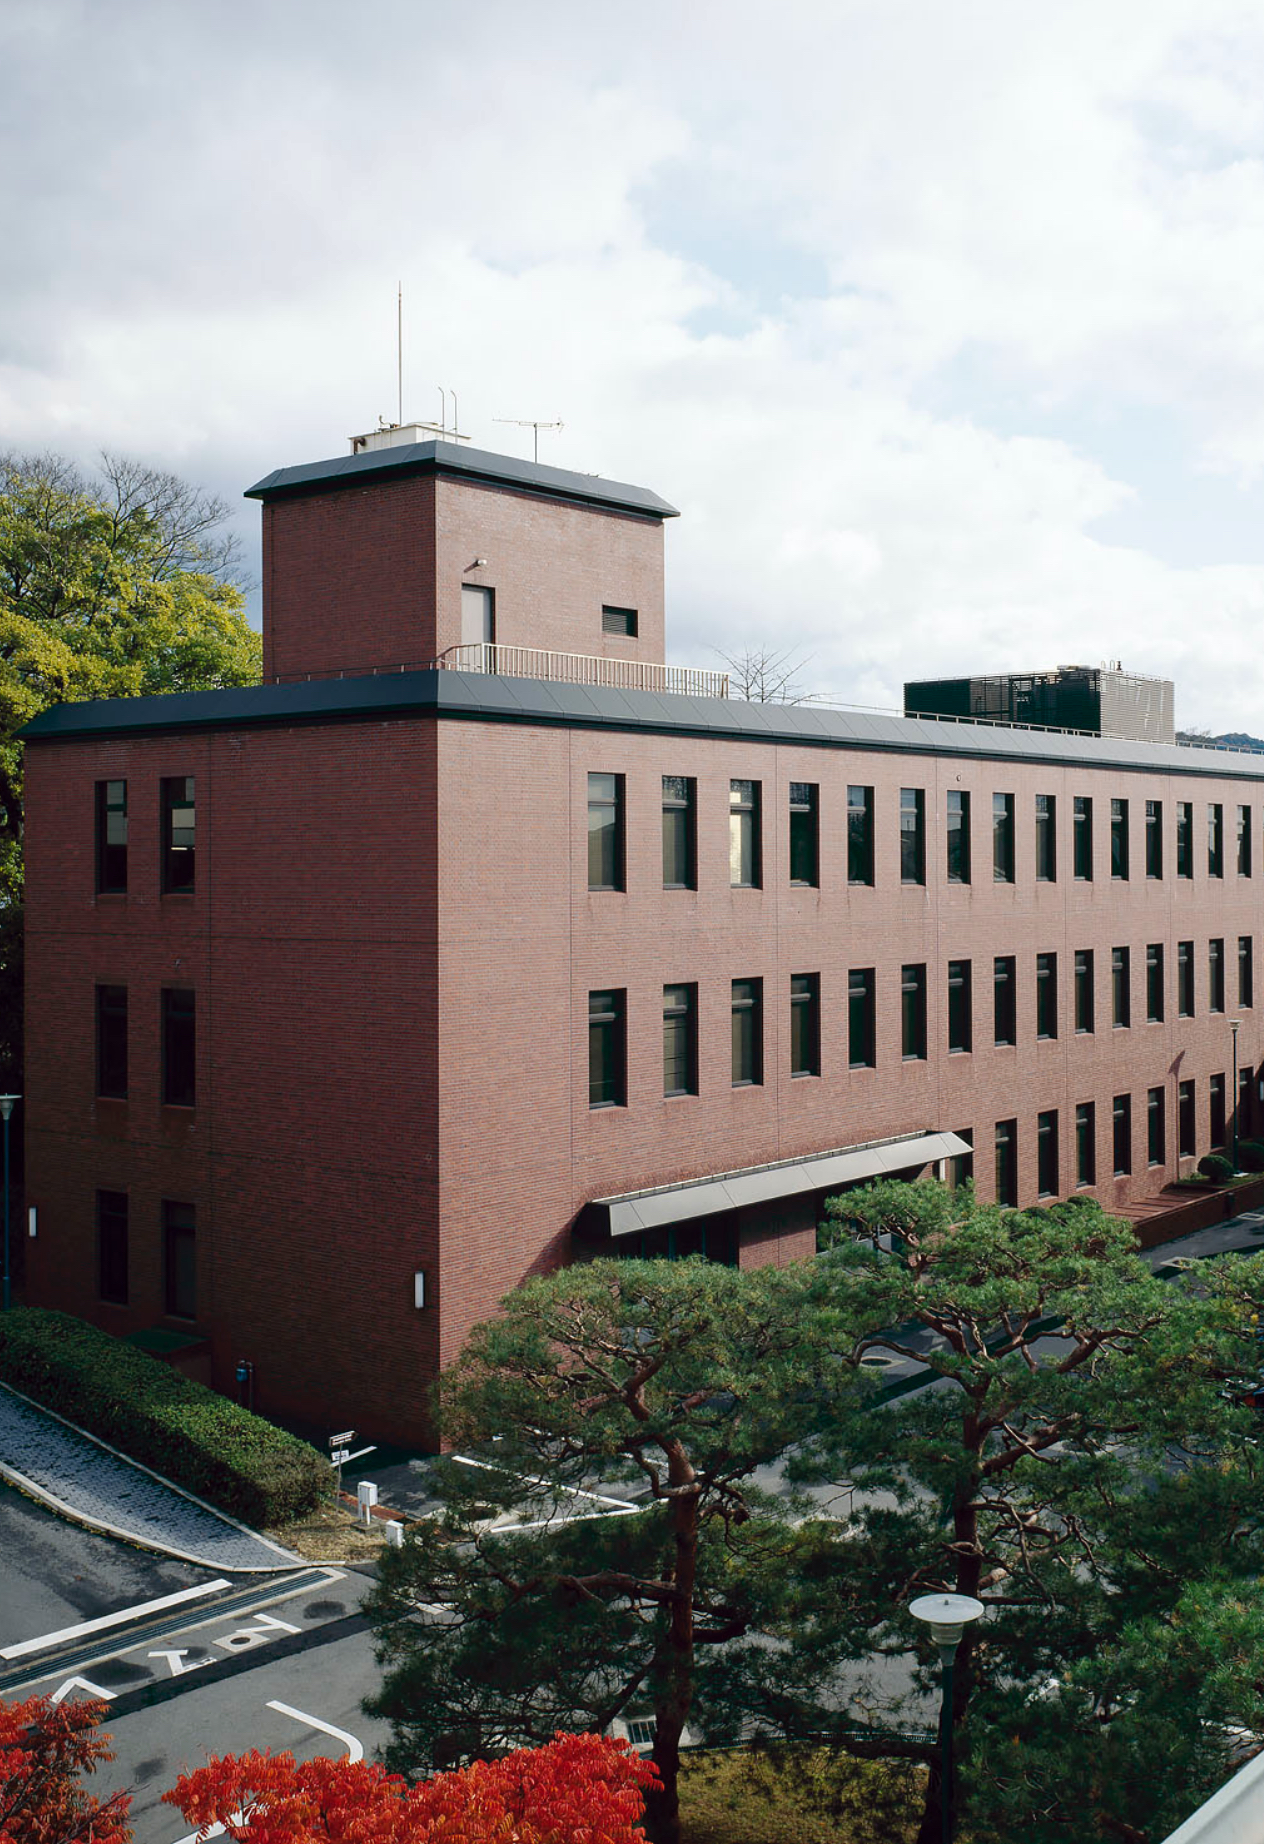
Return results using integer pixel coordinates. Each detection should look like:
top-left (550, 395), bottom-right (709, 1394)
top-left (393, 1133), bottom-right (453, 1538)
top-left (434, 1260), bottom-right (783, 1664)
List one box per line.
top-left (590, 1131), bottom-right (972, 1238)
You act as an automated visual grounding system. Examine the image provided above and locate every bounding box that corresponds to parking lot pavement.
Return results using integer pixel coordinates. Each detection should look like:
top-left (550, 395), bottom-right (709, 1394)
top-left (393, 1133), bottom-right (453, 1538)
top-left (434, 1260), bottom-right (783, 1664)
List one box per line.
top-left (1144, 1205), bottom-right (1264, 1270)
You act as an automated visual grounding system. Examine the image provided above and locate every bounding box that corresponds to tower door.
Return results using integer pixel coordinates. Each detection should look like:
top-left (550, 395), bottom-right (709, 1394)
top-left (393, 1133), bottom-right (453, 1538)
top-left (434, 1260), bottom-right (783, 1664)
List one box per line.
top-left (461, 585), bottom-right (495, 648)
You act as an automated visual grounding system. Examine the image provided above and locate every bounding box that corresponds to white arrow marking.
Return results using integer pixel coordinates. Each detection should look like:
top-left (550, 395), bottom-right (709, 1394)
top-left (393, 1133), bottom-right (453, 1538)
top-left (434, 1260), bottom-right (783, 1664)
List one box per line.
top-left (214, 1611), bottom-right (301, 1652)
top-left (50, 1675), bottom-right (116, 1705)
top-left (148, 1648), bottom-right (210, 1678)
top-left (266, 1700), bottom-right (365, 1763)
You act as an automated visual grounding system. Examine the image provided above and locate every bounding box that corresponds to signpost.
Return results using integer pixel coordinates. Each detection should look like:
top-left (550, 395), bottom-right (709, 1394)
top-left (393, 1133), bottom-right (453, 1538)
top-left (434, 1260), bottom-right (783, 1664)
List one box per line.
top-left (329, 1430), bottom-right (355, 1498)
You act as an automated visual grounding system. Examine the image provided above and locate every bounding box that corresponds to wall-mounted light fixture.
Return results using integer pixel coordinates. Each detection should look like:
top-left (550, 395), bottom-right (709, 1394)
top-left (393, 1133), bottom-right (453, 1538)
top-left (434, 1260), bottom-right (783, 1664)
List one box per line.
top-left (413, 1269), bottom-right (427, 1309)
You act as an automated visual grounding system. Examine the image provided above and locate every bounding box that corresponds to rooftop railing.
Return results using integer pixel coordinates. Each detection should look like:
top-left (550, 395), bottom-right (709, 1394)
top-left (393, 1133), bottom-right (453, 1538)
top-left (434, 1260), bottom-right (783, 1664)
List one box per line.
top-left (432, 642), bottom-right (730, 699)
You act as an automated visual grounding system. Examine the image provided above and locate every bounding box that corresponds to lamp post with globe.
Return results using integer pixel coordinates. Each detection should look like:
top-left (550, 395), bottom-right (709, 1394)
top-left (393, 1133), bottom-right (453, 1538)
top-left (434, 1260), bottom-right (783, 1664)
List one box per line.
top-left (909, 1592), bottom-right (985, 1844)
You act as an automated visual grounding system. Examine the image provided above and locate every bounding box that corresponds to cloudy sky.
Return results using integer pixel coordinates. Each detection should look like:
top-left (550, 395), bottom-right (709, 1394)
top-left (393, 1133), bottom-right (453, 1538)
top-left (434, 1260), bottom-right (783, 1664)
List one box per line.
top-left (7, 0), bottom-right (1264, 728)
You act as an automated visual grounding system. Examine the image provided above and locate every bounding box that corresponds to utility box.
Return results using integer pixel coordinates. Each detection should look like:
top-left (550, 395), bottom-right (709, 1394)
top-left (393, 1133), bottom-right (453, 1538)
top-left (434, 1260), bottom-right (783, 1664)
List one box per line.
top-left (357, 1480), bottom-right (379, 1525)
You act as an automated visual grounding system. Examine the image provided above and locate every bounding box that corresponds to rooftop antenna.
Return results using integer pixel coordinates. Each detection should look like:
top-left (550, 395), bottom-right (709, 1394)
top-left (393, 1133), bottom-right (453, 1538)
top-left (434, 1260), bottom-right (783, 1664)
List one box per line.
top-left (397, 281), bottom-right (403, 427)
top-left (494, 417), bottom-right (564, 463)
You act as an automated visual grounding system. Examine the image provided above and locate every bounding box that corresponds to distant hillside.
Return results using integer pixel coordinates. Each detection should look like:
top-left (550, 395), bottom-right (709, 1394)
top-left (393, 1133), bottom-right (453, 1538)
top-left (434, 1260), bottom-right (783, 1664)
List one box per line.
top-left (1176, 730), bottom-right (1264, 752)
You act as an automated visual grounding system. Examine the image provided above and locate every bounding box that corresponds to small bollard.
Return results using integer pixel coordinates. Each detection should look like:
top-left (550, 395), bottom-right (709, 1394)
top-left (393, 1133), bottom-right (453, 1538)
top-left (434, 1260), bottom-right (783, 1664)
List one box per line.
top-left (383, 1520), bottom-right (404, 1548)
top-left (357, 1480), bottom-right (379, 1527)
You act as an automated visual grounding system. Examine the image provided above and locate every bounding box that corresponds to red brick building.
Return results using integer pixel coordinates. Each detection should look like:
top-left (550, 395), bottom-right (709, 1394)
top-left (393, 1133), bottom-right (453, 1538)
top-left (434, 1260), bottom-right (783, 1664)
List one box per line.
top-left (21, 433), bottom-right (1264, 1446)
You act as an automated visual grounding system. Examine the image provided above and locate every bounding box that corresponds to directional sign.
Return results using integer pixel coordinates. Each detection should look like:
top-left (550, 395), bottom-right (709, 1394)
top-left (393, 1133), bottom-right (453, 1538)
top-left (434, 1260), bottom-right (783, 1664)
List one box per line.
top-left (329, 1430), bottom-right (355, 1447)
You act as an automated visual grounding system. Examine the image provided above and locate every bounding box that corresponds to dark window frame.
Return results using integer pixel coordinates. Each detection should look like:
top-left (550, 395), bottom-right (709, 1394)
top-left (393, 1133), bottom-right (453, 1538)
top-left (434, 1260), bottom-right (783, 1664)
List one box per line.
top-left (849, 967), bottom-right (876, 1069)
top-left (1178, 940), bottom-right (1195, 1017)
top-left (947, 959), bottom-right (972, 1054)
top-left (1076, 1102), bottom-right (1096, 1187)
top-left (847, 785), bottom-right (874, 886)
top-left (95, 983), bottom-right (128, 1100)
top-left (662, 983), bottom-right (698, 1098)
top-left (1036, 951), bottom-right (1058, 1041)
top-left (1239, 805), bottom-right (1253, 878)
top-left (1145, 798), bottom-right (1163, 879)
top-left (95, 779), bottom-right (128, 895)
top-left (1240, 935), bottom-right (1254, 1009)
top-left (730, 780), bottom-right (762, 889)
top-left (992, 793), bottom-right (1015, 884)
top-left (731, 978), bottom-right (764, 1087)
top-left (161, 987), bottom-right (196, 1109)
top-left (1074, 949), bottom-right (1094, 1034)
top-left (1110, 798), bottom-right (1129, 880)
top-left (163, 1199), bottom-right (197, 1321)
top-left (1111, 946), bottom-right (1131, 1029)
top-left (1037, 1108), bottom-right (1059, 1197)
top-left (601, 605), bottom-right (638, 638)
top-left (1146, 943), bottom-right (1164, 1023)
top-left (97, 1190), bottom-right (129, 1306)
top-left (661, 776), bottom-right (696, 890)
top-left (160, 775), bottom-right (196, 895)
top-left (1179, 1078), bottom-right (1196, 1158)
top-left (1208, 803), bottom-right (1225, 879)
top-left (788, 782), bottom-right (819, 888)
top-left (901, 963), bottom-right (927, 1061)
top-left (993, 955), bottom-right (1017, 1047)
top-left (1176, 801), bottom-right (1194, 878)
top-left (589, 988), bottom-right (627, 1108)
top-left (899, 787), bottom-right (925, 886)
top-left (946, 789), bottom-right (971, 885)
top-left (994, 1117), bottom-right (1018, 1207)
top-left (1073, 796), bottom-right (1093, 881)
top-left (1210, 938), bottom-right (1226, 1014)
top-left (587, 773), bottom-right (625, 893)
top-left (1035, 794), bottom-right (1056, 883)
top-left (790, 973), bottom-right (820, 1078)
top-left (1148, 1086), bottom-right (1165, 1166)
top-left (1113, 1093), bottom-right (1132, 1176)
top-left (1210, 1072), bottom-right (1227, 1148)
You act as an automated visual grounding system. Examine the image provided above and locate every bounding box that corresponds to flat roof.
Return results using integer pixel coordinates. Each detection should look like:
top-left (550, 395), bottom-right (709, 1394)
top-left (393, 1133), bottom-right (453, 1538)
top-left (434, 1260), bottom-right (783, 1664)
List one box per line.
top-left (21, 670), bottom-right (1264, 781)
top-left (243, 439), bottom-right (680, 521)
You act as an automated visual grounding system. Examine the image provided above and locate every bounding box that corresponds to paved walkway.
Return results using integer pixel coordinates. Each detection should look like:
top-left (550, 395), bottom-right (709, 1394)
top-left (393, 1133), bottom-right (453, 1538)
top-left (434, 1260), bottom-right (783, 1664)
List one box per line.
top-left (1143, 1203), bottom-right (1264, 1269)
top-left (0, 1385), bottom-right (298, 1573)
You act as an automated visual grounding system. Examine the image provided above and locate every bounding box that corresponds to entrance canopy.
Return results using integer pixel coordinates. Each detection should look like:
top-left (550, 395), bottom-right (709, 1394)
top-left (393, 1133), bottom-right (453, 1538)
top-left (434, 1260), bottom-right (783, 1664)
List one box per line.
top-left (588, 1130), bottom-right (971, 1239)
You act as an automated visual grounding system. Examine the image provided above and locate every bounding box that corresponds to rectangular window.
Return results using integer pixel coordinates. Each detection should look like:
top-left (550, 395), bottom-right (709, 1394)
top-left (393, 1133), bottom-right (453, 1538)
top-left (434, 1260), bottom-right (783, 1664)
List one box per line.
top-left (731, 979), bottom-right (763, 1086)
top-left (1076, 1102), bottom-right (1096, 1186)
top-left (661, 777), bottom-right (696, 889)
top-left (992, 793), bottom-right (1015, 883)
top-left (1035, 952), bottom-right (1058, 1040)
top-left (1240, 1066), bottom-right (1253, 1145)
top-left (97, 1190), bottom-right (128, 1306)
top-left (1179, 1079), bottom-right (1196, 1158)
top-left (730, 780), bottom-right (761, 888)
top-left (1111, 799), bottom-right (1129, 879)
top-left (993, 955), bottom-right (1016, 1046)
top-left (1073, 796), bottom-right (1093, 881)
top-left (994, 1118), bottom-right (1018, 1207)
top-left (602, 605), bottom-right (638, 637)
top-left (95, 984), bottom-right (128, 1100)
top-left (1037, 1109), bottom-right (1059, 1197)
top-left (900, 788), bottom-right (925, 885)
top-left (1240, 936), bottom-right (1254, 1009)
top-left (789, 783), bottom-right (819, 887)
top-left (947, 960), bottom-right (972, 1054)
top-left (1148, 1086), bottom-right (1165, 1166)
top-left (1146, 944), bottom-right (1164, 1023)
top-left (1209, 938), bottom-right (1225, 1014)
top-left (849, 968), bottom-right (876, 1069)
top-left (946, 789), bottom-right (971, 884)
top-left (95, 780), bottom-right (128, 894)
top-left (901, 963), bottom-right (927, 1060)
top-left (1035, 794), bottom-right (1056, 882)
top-left (1210, 1073), bottom-right (1227, 1148)
top-left (1112, 947), bottom-right (1131, 1029)
top-left (663, 984), bottom-right (697, 1098)
top-left (1178, 940), bottom-right (1195, 1016)
top-left (1176, 801), bottom-right (1194, 877)
top-left (161, 988), bottom-right (195, 1108)
top-left (790, 974), bottom-right (820, 1078)
top-left (1239, 805), bottom-right (1253, 877)
top-left (163, 1200), bottom-right (197, 1321)
top-left (949, 1128), bottom-right (974, 1190)
top-left (1208, 803), bottom-right (1224, 878)
top-left (588, 773), bottom-right (624, 891)
top-left (1074, 950), bottom-right (1094, 1034)
top-left (1113, 1093), bottom-right (1132, 1175)
top-left (1145, 799), bottom-right (1163, 879)
top-left (847, 786), bottom-right (874, 885)
top-left (589, 989), bottom-right (626, 1108)
top-left (161, 776), bottom-right (196, 893)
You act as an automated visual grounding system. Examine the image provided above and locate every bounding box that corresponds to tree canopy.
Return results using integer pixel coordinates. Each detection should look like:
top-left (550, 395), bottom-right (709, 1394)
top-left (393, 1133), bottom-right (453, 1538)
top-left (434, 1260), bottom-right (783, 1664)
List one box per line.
top-left (0, 1693), bottom-right (131, 1844)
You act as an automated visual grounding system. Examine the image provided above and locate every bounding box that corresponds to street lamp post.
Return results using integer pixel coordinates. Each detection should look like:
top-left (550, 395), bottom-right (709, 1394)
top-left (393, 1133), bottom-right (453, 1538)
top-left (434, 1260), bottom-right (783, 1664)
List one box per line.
top-left (0, 1095), bottom-right (18, 1312)
top-left (910, 1592), bottom-right (985, 1844)
top-left (1231, 1019), bottom-right (1242, 1172)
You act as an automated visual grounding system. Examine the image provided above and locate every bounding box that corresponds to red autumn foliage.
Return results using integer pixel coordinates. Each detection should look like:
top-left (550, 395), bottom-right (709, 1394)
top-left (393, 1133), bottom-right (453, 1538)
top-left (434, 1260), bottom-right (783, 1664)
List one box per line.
top-left (163, 1730), bottom-right (657, 1844)
top-left (0, 1695), bottom-right (131, 1844)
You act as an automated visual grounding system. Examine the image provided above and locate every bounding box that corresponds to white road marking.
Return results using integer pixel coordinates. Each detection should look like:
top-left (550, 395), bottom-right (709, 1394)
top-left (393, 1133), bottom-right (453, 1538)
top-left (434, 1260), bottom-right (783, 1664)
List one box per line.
top-left (266, 1700), bottom-right (365, 1763)
top-left (49, 1674), bottom-right (116, 1705)
top-left (214, 1612), bottom-right (301, 1652)
top-left (453, 1453), bottom-right (638, 1511)
top-left (148, 1648), bottom-right (210, 1677)
top-left (1, 1579), bottom-right (233, 1660)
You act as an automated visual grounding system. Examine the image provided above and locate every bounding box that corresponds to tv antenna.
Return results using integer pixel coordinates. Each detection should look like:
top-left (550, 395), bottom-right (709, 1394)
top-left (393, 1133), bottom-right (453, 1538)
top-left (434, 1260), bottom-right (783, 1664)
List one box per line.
top-left (396, 281), bottom-right (403, 426)
top-left (494, 417), bottom-right (564, 463)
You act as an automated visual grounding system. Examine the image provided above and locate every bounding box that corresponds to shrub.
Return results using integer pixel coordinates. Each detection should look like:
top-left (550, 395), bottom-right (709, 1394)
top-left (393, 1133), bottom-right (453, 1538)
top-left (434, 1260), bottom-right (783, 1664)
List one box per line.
top-left (1238, 1140), bottom-right (1264, 1173)
top-left (1198, 1153), bottom-right (1236, 1184)
top-left (0, 1309), bottom-right (328, 1524)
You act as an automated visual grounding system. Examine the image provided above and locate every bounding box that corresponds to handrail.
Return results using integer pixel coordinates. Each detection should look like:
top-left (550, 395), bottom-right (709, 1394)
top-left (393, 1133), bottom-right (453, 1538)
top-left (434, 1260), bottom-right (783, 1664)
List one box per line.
top-left (433, 642), bottom-right (730, 699)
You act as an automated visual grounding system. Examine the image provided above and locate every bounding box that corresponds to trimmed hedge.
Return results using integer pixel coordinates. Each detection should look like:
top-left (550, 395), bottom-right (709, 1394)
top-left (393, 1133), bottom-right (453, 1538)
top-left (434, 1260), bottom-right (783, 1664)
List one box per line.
top-left (1239, 1139), bottom-right (1264, 1174)
top-left (0, 1309), bottom-right (329, 1525)
top-left (1198, 1152), bottom-right (1236, 1184)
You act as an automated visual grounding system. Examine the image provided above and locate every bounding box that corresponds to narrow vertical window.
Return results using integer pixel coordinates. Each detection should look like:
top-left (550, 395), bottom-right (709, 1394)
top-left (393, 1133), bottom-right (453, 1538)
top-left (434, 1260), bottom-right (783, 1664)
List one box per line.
top-left (731, 979), bottom-right (763, 1086)
top-left (849, 968), bottom-right (876, 1069)
top-left (1076, 1102), bottom-right (1096, 1186)
top-left (1178, 940), bottom-right (1195, 1016)
top-left (1110, 799), bottom-right (1129, 879)
top-left (97, 1191), bottom-right (128, 1305)
top-left (949, 1128), bottom-right (974, 1189)
top-left (1146, 944), bottom-right (1164, 1022)
top-left (788, 783), bottom-right (819, 887)
top-left (1035, 952), bottom-right (1058, 1040)
top-left (1209, 938), bottom-right (1225, 1013)
top-left (1178, 1079), bottom-right (1196, 1157)
top-left (1240, 936), bottom-right (1254, 1009)
top-left (95, 780), bottom-right (128, 894)
top-left (1037, 1110), bottom-right (1059, 1197)
top-left (947, 960), bottom-right (972, 1054)
top-left (900, 788), bottom-right (925, 885)
top-left (663, 984), bottom-right (697, 1098)
top-left (1210, 1073), bottom-right (1227, 1147)
top-left (1239, 1066), bottom-right (1253, 1146)
top-left (994, 1118), bottom-right (1018, 1207)
top-left (847, 786), bottom-right (874, 885)
top-left (661, 777), bottom-right (696, 889)
top-left (589, 989), bottom-right (626, 1107)
top-left (1073, 796), bottom-right (1093, 881)
top-left (992, 793), bottom-right (1015, 883)
top-left (1074, 950), bottom-right (1094, 1033)
top-left (1148, 1086), bottom-right (1165, 1166)
top-left (1113, 1093), bottom-right (1132, 1175)
top-left (588, 773), bottom-right (624, 891)
top-left (1176, 801), bottom-right (1194, 877)
top-left (1035, 794), bottom-right (1056, 882)
top-left (1111, 947), bottom-right (1131, 1028)
top-left (1239, 806), bottom-right (1253, 877)
top-left (790, 974), bottom-right (820, 1078)
top-left (161, 776), bottom-right (196, 893)
top-left (1208, 803), bottom-right (1224, 878)
top-left (163, 1200), bottom-right (197, 1320)
top-left (161, 988), bottom-right (196, 1108)
top-left (901, 963), bottom-right (927, 1060)
top-left (993, 955), bottom-right (1016, 1046)
top-left (730, 781), bottom-right (761, 888)
top-left (1145, 799), bottom-right (1162, 879)
top-left (945, 789), bottom-right (971, 884)
top-left (95, 984), bottom-right (128, 1099)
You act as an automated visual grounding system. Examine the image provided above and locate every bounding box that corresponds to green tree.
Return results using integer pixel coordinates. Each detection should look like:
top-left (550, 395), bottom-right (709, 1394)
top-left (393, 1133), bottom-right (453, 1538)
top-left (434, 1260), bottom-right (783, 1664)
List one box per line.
top-left (362, 1257), bottom-right (852, 1844)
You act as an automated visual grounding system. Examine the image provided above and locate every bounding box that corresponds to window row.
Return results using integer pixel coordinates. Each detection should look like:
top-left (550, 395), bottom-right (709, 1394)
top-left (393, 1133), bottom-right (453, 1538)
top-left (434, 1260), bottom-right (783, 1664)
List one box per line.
top-left (589, 776), bottom-right (1264, 893)
top-left (95, 778), bottom-right (196, 895)
top-left (96, 1191), bottom-right (196, 1317)
top-left (95, 986), bottom-right (196, 1106)
top-left (590, 978), bottom-right (823, 1106)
